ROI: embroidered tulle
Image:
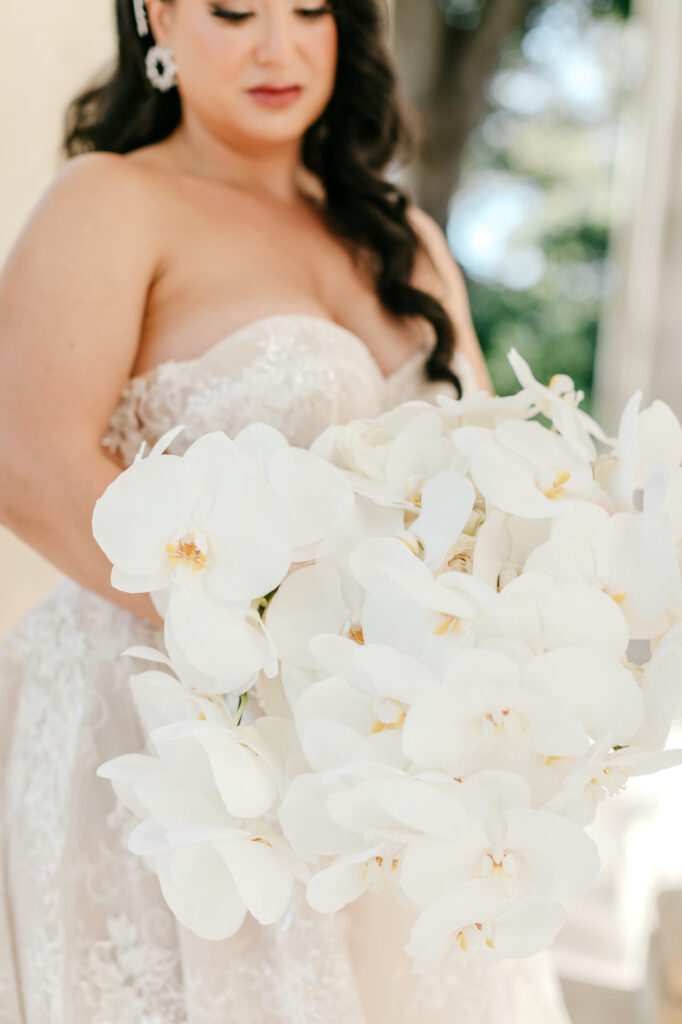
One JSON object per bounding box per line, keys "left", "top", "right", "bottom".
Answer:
{"left": 0, "top": 315, "right": 571, "bottom": 1023}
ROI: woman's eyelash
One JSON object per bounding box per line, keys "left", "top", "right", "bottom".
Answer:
{"left": 209, "top": 7, "right": 331, "bottom": 21}
{"left": 210, "top": 9, "right": 250, "bottom": 19}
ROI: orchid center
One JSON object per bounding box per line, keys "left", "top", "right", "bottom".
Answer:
{"left": 448, "top": 548, "right": 474, "bottom": 574}
{"left": 541, "top": 468, "right": 571, "bottom": 500}
{"left": 360, "top": 853, "right": 400, "bottom": 892}
{"left": 454, "top": 921, "right": 495, "bottom": 954}
{"left": 166, "top": 530, "right": 208, "bottom": 574}
{"left": 482, "top": 707, "right": 527, "bottom": 743}
{"left": 347, "top": 622, "right": 365, "bottom": 645}
{"left": 405, "top": 479, "right": 424, "bottom": 508}
{"left": 250, "top": 836, "right": 274, "bottom": 848}
{"left": 399, "top": 533, "right": 421, "bottom": 556}
{"left": 478, "top": 848, "right": 521, "bottom": 895}
{"left": 370, "top": 698, "right": 407, "bottom": 734}
{"left": 599, "top": 764, "right": 629, "bottom": 796}
{"left": 433, "top": 613, "right": 463, "bottom": 637}
{"left": 484, "top": 708, "right": 510, "bottom": 735}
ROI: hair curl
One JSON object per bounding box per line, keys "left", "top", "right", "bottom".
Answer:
{"left": 63, "top": 0, "right": 463, "bottom": 397}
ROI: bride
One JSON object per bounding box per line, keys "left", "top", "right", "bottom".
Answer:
{"left": 0, "top": 0, "right": 572, "bottom": 1020}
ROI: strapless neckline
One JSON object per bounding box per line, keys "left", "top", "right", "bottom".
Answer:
{"left": 129, "top": 313, "right": 428, "bottom": 386}
{"left": 102, "top": 311, "right": 478, "bottom": 466}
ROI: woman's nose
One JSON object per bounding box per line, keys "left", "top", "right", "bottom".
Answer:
{"left": 255, "top": 12, "right": 297, "bottom": 64}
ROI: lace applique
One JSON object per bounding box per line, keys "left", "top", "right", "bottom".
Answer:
{"left": 1, "top": 581, "right": 185, "bottom": 1023}
{"left": 177, "top": 888, "right": 366, "bottom": 1024}
{"left": 100, "top": 314, "right": 476, "bottom": 467}
{"left": 102, "top": 317, "right": 387, "bottom": 466}
{"left": 384, "top": 951, "right": 572, "bottom": 1023}
{"left": 72, "top": 910, "right": 183, "bottom": 1024}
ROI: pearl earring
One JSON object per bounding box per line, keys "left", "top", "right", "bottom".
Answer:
{"left": 145, "top": 44, "right": 178, "bottom": 92}
{"left": 133, "top": 0, "right": 150, "bottom": 36}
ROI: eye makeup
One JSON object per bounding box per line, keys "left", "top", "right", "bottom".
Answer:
{"left": 209, "top": 3, "right": 332, "bottom": 22}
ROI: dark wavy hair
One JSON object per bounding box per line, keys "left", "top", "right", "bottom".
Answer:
{"left": 63, "top": 0, "right": 463, "bottom": 397}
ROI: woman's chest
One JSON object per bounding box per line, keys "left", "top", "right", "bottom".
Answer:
{"left": 132, "top": 181, "right": 434, "bottom": 378}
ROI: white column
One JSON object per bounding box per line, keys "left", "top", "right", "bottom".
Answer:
{"left": 593, "top": 0, "right": 682, "bottom": 432}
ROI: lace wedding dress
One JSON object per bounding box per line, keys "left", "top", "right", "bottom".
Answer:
{"left": 0, "top": 314, "right": 572, "bottom": 1024}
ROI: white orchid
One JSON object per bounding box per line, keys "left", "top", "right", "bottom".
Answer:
{"left": 402, "top": 648, "right": 589, "bottom": 777}
{"left": 129, "top": 816, "right": 298, "bottom": 941}
{"left": 597, "top": 390, "right": 682, "bottom": 513}
{"left": 650, "top": 620, "right": 682, "bottom": 719}
{"left": 400, "top": 770, "right": 599, "bottom": 908}
{"left": 406, "top": 470, "right": 477, "bottom": 573}
{"left": 466, "top": 419, "right": 601, "bottom": 519}
{"left": 435, "top": 387, "right": 537, "bottom": 429}
{"left": 279, "top": 768, "right": 411, "bottom": 917}
{"left": 100, "top": 714, "right": 297, "bottom": 821}
{"left": 235, "top": 422, "right": 356, "bottom": 558}
{"left": 93, "top": 430, "right": 293, "bottom": 600}
{"left": 543, "top": 734, "right": 682, "bottom": 826}
{"left": 316, "top": 495, "right": 404, "bottom": 613}
{"left": 280, "top": 762, "right": 474, "bottom": 913}
{"left": 294, "top": 635, "right": 441, "bottom": 771}
{"left": 263, "top": 563, "right": 352, "bottom": 672}
{"left": 94, "top": 362, "right": 682, "bottom": 969}
{"left": 495, "top": 572, "right": 629, "bottom": 660}
{"left": 348, "top": 536, "right": 499, "bottom": 676}
{"left": 94, "top": 426, "right": 354, "bottom": 690}
{"left": 97, "top": 711, "right": 306, "bottom": 939}
{"left": 128, "top": 664, "right": 234, "bottom": 733}
{"left": 506, "top": 347, "right": 614, "bottom": 460}
{"left": 522, "top": 646, "right": 643, "bottom": 745}
{"left": 163, "top": 584, "right": 279, "bottom": 694}
{"left": 311, "top": 406, "right": 457, "bottom": 511}
{"left": 473, "top": 507, "right": 552, "bottom": 590}
{"left": 405, "top": 879, "right": 568, "bottom": 971}
{"left": 526, "top": 469, "right": 682, "bottom": 640}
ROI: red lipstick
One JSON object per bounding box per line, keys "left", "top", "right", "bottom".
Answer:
{"left": 248, "top": 85, "right": 303, "bottom": 107}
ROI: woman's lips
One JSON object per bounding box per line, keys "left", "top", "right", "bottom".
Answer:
{"left": 248, "top": 85, "right": 303, "bottom": 107}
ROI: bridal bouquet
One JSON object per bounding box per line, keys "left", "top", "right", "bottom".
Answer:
{"left": 93, "top": 349, "right": 682, "bottom": 971}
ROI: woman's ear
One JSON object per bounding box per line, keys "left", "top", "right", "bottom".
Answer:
{"left": 144, "top": 0, "right": 175, "bottom": 46}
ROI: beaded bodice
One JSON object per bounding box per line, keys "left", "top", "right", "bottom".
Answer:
{"left": 101, "top": 313, "right": 479, "bottom": 465}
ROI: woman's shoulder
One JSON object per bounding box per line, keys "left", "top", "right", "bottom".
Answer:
{"left": 48, "top": 151, "right": 162, "bottom": 212}
{"left": 405, "top": 203, "right": 442, "bottom": 242}
{"left": 406, "top": 204, "right": 461, "bottom": 279}
{"left": 406, "top": 203, "right": 493, "bottom": 393}
{"left": 21, "top": 151, "right": 169, "bottom": 270}
{"left": 404, "top": 203, "right": 457, "bottom": 301}
{"left": 14, "top": 153, "right": 158, "bottom": 254}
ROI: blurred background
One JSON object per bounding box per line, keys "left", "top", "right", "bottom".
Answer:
{"left": 1, "top": 0, "right": 681, "bottom": 1020}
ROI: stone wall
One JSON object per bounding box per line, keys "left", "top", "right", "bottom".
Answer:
{"left": 0, "top": 1, "right": 114, "bottom": 635}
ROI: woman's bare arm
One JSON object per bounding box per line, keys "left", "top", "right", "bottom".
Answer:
{"left": 0, "top": 153, "right": 164, "bottom": 625}
{"left": 408, "top": 206, "right": 495, "bottom": 395}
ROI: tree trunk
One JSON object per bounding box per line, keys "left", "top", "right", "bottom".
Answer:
{"left": 393, "top": 0, "right": 542, "bottom": 225}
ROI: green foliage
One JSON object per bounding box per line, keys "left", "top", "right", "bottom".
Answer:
{"left": 467, "top": 221, "right": 610, "bottom": 413}
{"left": 467, "top": 274, "right": 601, "bottom": 415}
{"left": 589, "top": 0, "right": 631, "bottom": 18}
{"left": 454, "top": 0, "right": 631, "bottom": 411}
